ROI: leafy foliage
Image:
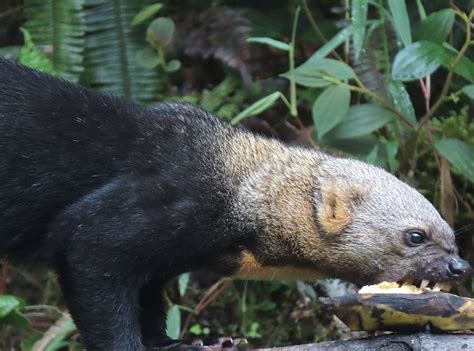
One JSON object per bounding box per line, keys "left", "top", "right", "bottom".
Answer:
{"left": 24, "top": 0, "right": 84, "bottom": 81}
{"left": 81, "top": 0, "right": 162, "bottom": 103}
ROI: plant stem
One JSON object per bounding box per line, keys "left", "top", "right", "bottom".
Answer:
{"left": 417, "top": 10, "right": 473, "bottom": 130}
{"left": 301, "top": 0, "right": 344, "bottom": 61}
{"left": 289, "top": 6, "right": 301, "bottom": 118}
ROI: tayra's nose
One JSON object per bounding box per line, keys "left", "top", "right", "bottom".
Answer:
{"left": 447, "top": 257, "right": 472, "bottom": 279}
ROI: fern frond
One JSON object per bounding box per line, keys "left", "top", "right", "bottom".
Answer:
{"left": 24, "top": 0, "right": 85, "bottom": 81}
{"left": 81, "top": 0, "right": 162, "bottom": 103}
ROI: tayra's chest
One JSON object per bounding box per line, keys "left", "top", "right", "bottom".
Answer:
{"left": 235, "top": 250, "right": 322, "bottom": 281}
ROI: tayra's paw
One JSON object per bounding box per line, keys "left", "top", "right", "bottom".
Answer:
{"left": 197, "top": 336, "right": 248, "bottom": 350}
{"left": 150, "top": 337, "right": 248, "bottom": 351}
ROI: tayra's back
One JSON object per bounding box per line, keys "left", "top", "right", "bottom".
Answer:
{"left": 0, "top": 59, "right": 146, "bottom": 257}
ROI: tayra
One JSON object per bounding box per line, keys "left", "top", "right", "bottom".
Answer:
{"left": 0, "top": 59, "right": 471, "bottom": 350}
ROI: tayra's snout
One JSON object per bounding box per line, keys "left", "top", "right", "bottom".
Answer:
{"left": 447, "top": 257, "right": 472, "bottom": 279}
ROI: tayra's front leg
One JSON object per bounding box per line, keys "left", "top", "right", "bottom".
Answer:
{"left": 49, "top": 176, "right": 244, "bottom": 350}
{"left": 57, "top": 261, "right": 145, "bottom": 350}
{"left": 48, "top": 177, "right": 170, "bottom": 350}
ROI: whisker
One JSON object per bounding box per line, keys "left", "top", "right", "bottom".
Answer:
{"left": 454, "top": 223, "right": 474, "bottom": 237}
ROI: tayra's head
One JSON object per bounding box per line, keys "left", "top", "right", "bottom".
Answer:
{"left": 313, "top": 157, "right": 472, "bottom": 287}
{"left": 234, "top": 146, "right": 471, "bottom": 288}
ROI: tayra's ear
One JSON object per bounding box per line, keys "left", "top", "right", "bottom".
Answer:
{"left": 318, "top": 179, "right": 365, "bottom": 234}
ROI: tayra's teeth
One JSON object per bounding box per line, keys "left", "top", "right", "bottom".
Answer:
{"left": 420, "top": 279, "right": 429, "bottom": 289}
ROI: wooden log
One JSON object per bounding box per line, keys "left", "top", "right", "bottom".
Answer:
{"left": 320, "top": 292, "right": 474, "bottom": 332}
{"left": 254, "top": 332, "right": 474, "bottom": 351}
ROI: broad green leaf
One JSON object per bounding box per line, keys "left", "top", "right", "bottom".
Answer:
{"left": 388, "top": 80, "right": 416, "bottom": 123}
{"left": 81, "top": 0, "right": 163, "bottom": 103}
{"left": 166, "top": 305, "right": 181, "bottom": 340}
{"left": 327, "top": 104, "right": 394, "bottom": 139}
{"left": 178, "top": 273, "right": 190, "bottom": 297}
{"left": 320, "top": 134, "right": 380, "bottom": 158}
{"left": 19, "top": 28, "right": 56, "bottom": 75}
{"left": 0, "top": 295, "right": 25, "bottom": 318}
{"left": 313, "top": 85, "right": 351, "bottom": 139}
{"left": 0, "top": 310, "right": 30, "bottom": 330}
{"left": 231, "top": 92, "right": 285, "bottom": 124}
{"left": 462, "top": 85, "right": 474, "bottom": 100}
{"left": 351, "top": 0, "right": 368, "bottom": 59}
{"left": 393, "top": 41, "right": 449, "bottom": 80}
{"left": 131, "top": 3, "right": 163, "bottom": 26}
{"left": 24, "top": 0, "right": 84, "bottom": 81}
{"left": 281, "top": 58, "right": 355, "bottom": 88}
{"left": 388, "top": 0, "right": 412, "bottom": 47}
{"left": 312, "top": 26, "right": 353, "bottom": 59}
{"left": 136, "top": 47, "right": 160, "bottom": 69}
{"left": 165, "top": 59, "right": 181, "bottom": 72}
{"left": 147, "top": 17, "right": 175, "bottom": 49}
{"left": 247, "top": 37, "right": 290, "bottom": 51}
{"left": 414, "top": 9, "right": 455, "bottom": 44}
{"left": 393, "top": 41, "right": 474, "bottom": 82}
{"left": 435, "top": 138, "right": 474, "bottom": 183}
{"left": 451, "top": 51, "right": 474, "bottom": 83}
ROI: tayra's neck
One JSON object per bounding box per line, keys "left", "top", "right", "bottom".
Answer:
{"left": 228, "top": 133, "right": 327, "bottom": 264}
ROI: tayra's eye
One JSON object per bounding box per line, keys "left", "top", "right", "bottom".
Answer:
{"left": 404, "top": 230, "right": 426, "bottom": 246}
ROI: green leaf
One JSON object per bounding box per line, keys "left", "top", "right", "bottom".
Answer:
{"left": 281, "top": 58, "right": 355, "bottom": 88}
{"left": 81, "top": 0, "right": 163, "bottom": 103}
{"left": 312, "top": 26, "right": 352, "bottom": 59}
{"left": 351, "top": 0, "right": 368, "bottom": 59}
{"left": 19, "top": 28, "right": 56, "bottom": 75}
{"left": 386, "top": 142, "right": 400, "bottom": 172}
{"left": 435, "top": 138, "right": 474, "bottom": 183}
{"left": 24, "top": 0, "right": 85, "bottom": 81}
{"left": 387, "top": 0, "right": 412, "bottom": 47}
{"left": 0, "top": 310, "right": 30, "bottom": 330}
{"left": 414, "top": 9, "right": 455, "bottom": 44}
{"left": 392, "top": 41, "right": 474, "bottom": 82}
{"left": 366, "top": 145, "right": 380, "bottom": 165}
{"left": 0, "top": 295, "right": 24, "bottom": 318}
{"left": 326, "top": 104, "right": 394, "bottom": 139}
{"left": 231, "top": 92, "right": 285, "bottom": 124}
{"left": 44, "top": 318, "right": 76, "bottom": 351}
{"left": 462, "top": 85, "right": 474, "bottom": 100}
{"left": 451, "top": 49, "right": 474, "bottom": 83}
{"left": 388, "top": 80, "right": 416, "bottom": 123}
{"left": 136, "top": 47, "right": 160, "bottom": 69}
{"left": 131, "top": 3, "right": 163, "bottom": 26}
{"left": 165, "top": 59, "right": 181, "bottom": 72}
{"left": 190, "top": 324, "right": 202, "bottom": 335}
{"left": 147, "top": 17, "right": 175, "bottom": 49}
{"left": 178, "top": 273, "right": 190, "bottom": 297}
{"left": 313, "top": 85, "right": 351, "bottom": 139}
{"left": 320, "top": 134, "right": 380, "bottom": 158}
{"left": 247, "top": 37, "right": 290, "bottom": 51}
{"left": 166, "top": 305, "right": 181, "bottom": 340}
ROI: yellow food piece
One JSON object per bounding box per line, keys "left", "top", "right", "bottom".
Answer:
{"left": 358, "top": 281, "right": 440, "bottom": 294}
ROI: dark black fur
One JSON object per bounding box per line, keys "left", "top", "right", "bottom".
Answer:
{"left": 0, "top": 59, "right": 250, "bottom": 350}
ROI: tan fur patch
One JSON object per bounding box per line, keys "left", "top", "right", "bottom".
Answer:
{"left": 319, "top": 180, "right": 364, "bottom": 234}
{"left": 236, "top": 250, "right": 322, "bottom": 281}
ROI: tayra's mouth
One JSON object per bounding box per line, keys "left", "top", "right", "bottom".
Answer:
{"left": 396, "top": 278, "right": 452, "bottom": 292}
